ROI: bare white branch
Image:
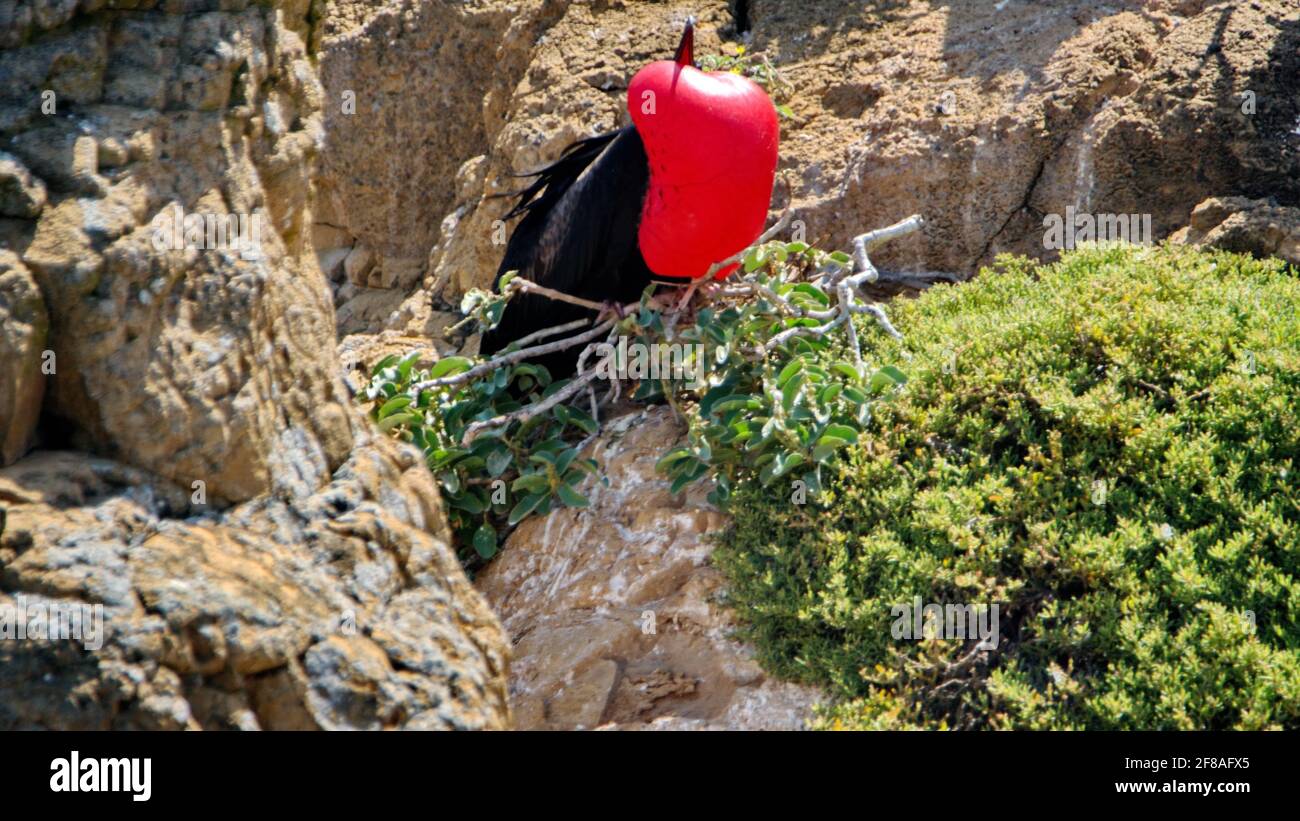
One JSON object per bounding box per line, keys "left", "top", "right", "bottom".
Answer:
{"left": 758, "top": 214, "right": 921, "bottom": 359}
{"left": 513, "top": 278, "right": 608, "bottom": 312}
{"left": 413, "top": 318, "right": 616, "bottom": 391}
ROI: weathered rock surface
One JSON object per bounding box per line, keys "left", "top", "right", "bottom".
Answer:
{"left": 1172, "top": 195, "right": 1300, "bottom": 265}
{"left": 0, "top": 250, "right": 48, "bottom": 467}
{"left": 476, "top": 407, "right": 822, "bottom": 730}
{"left": 0, "top": 150, "right": 46, "bottom": 217}
{"left": 311, "top": 0, "right": 529, "bottom": 334}
{"left": 0, "top": 440, "right": 508, "bottom": 730}
{"left": 3, "top": 0, "right": 344, "bottom": 504}
{"left": 748, "top": 0, "right": 1300, "bottom": 274}
{"left": 0, "top": 1, "right": 509, "bottom": 729}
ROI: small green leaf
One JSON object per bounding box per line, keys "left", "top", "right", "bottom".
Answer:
{"left": 869, "top": 365, "right": 907, "bottom": 393}
{"left": 670, "top": 471, "right": 697, "bottom": 495}
{"left": 556, "top": 483, "right": 589, "bottom": 508}
{"left": 774, "top": 452, "right": 806, "bottom": 477}
{"left": 782, "top": 372, "right": 806, "bottom": 412}
{"left": 777, "top": 358, "right": 804, "bottom": 388}
{"left": 429, "top": 356, "right": 473, "bottom": 380}
{"left": 441, "top": 471, "right": 462, "bottom": 496}
{"left": 801, "top": 470, "right": 822, "bottom": 497}
{"left": 528, "top": 452, "right": 557, "bottom": 467}
{"left": 566, "top": 406, "right": 598, "bottom": 435}
{"left": 508, "top": 492, "right": 547, "bottom": 525}
{"left": 370, "top": 354, "right": 399, "bottom": 377}
{"left": 429, "top": 447, "right": 470, "bottom": 469}
{"left": 512, "top": 473, "right": 550, "bottom": 494}
{"left": 556, "top": 448, "right": 577, "bottom": 476}
{"left": 396, "top": 351, "right": 421, "bottom": 380}
{"left": 377, "top": 395, "right": 413, "bottom": 419}
{"left": 843, "top": 386, "right": 868, "bottom": 404}
{"left": 790, "top": 283, "right": 830, "bottom": 308}
{"left": 473, "top": 524, "right": 497, "bottom": 559}
{"left": 449, "top": 490, "right": 487, "bottom": 515}
{"left": 822, "top": 423, "right": 859, "bottom": 443}
{"left": 831, "top": 361, "right": 861, "bottom": 382}
{"left": 656, "top": 448, "right": 693, "bottom": 473}
{"left": 486, "top": 446, "right": 513, "bottom": 478}
{"left": 711, "top": 396, "right": 756, "bottom": 415}
{"left": 377, "top": 412, "right": 419, "bottom": 431}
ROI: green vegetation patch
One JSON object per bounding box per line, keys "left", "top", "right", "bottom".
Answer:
{"left": 714, "top": 243, "right": 1300, "bottom": 729}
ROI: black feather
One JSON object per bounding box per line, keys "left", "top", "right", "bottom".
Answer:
{"left": 480, "top": 125, "right": 655, "bottom": 377}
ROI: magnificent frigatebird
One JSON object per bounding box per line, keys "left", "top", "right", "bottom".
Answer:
{"left": 479, "top": 19, "right": 780, "bottom": 376}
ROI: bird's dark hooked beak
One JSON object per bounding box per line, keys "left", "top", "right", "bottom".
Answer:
{"left": 673, "top": 16, "right": 696, "bottom": 68}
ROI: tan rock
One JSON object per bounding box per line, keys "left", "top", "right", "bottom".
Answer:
{"left": 548, "top": 658, "right": 620, "bottom": 729}
{"left": 0, "top": 2, "right": 510, "bottom": 731}
{"left": 312, "top": 0, "right": 525, "bottom": 328}
{"left": 4, "top": 3, "right": 349, "bottom": 505}
{"left": 0, "top": 151, "right": 47, "bottom": 217}
{"left": 745, "top": 0, "right": 1298, "bottom": 274}
{"left": 1171, "top": 196, "right": 1300, "bottom": 266}
{"left": 336, "top": 287, "right": 408, "bottom": 338}
{"left": 343, "top": 243, "right": 375, "bottom": 285}
{"left": 476, "top": 407, "right": 823, "bottom": 730}
{"left": 0, "top": 252, "right": 48, "bottom": 466}
{"left": 0, "top": 441, "right": 510, "bottom": 730}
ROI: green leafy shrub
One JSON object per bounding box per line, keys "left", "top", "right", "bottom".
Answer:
{"left": 363, "top": 347, "right": 603, "bottom": 569}
{"left": 362, "top": 232, "right": 914, "bottom": 570}
{"left": 714, "top": 243, "right": 1300, "bottom": 729}
{"left": 653, "top": 239, "right": 907, "bottom": 508}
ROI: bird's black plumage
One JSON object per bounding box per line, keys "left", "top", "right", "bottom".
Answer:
{"left": 479, "top": 125, "right": 656, "bottom": 377}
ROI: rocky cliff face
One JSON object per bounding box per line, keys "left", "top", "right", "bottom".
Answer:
{"left": 311, "top": 0, "right": 525, "bottom": 335}
{"left": 748, "top": 0, "right": 1300, "bottom": 274}
{"left": 0, "top": 1, "right": 508, "bottom": 729}
{"left": 309, "top": 0, "right": 1299, "bottom": 343}
{"left": 1171, "top": 195, "right": 1300, "bottom": 264}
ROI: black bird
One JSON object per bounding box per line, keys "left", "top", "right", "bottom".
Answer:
{"left": 479, "top": 127, "right": 656, "bottom": 378}
{"left": 479, "top": 19, "right": 779, "bottom": 377}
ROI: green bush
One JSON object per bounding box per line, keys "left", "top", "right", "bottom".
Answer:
{"left": 714, "top": 243, "right": 1300, "bottom": 729}
{"left": 364, "top": 237, "right": 909, "bottom": 571}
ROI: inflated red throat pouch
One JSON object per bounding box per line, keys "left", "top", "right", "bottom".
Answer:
{"left": 629, "top": 59, "right": 779, "bottom": 280}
